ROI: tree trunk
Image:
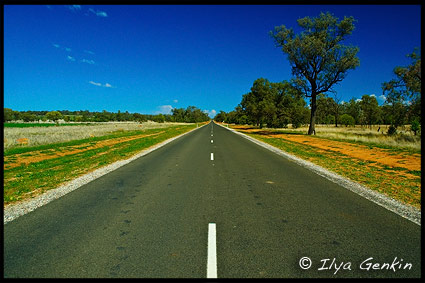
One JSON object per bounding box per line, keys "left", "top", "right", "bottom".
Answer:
{"left": 308, "top": 93, "right": 317, "bottom": 135}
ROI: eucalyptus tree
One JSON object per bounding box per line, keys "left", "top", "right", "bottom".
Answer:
{"left": 382, "top": 47, "right": 421, "bottom": 133}
{"left": 240, "top": 78, "right": 276, "bottom": 128}
{"left": 359, "top": 94, "right": 381, "bottom": 129}
{"left": 270, "top": 12, "right": 360, "bottom": 134}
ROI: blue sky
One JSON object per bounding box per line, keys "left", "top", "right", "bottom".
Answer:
{"left": 4, "top": 5, "right": 421, "bottom": 117}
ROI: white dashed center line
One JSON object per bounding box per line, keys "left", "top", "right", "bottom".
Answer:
{"left": 207, "top": 223, "right": 217, "bottom": 278}
{"left": 210, "top": 153, "right": 214, "bottom": 161}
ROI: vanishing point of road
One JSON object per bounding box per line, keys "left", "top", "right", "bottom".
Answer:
{"left": 4, "top": 121, "right": 421, "bottom": 278}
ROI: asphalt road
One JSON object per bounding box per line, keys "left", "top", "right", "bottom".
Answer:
{"left": 3, "top": 121, "right": 421, "bottom": 278}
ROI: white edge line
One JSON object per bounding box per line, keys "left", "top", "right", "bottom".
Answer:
{"left": 4, "top": 123, "right": 208, "bottom": 224}
{"left": 216, "top": 122, "right": 421, "bottom": 226}
{"left": 207, "top": 223, "right": 217, "bottom": 278}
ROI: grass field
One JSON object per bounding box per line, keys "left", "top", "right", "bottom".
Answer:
{"left": 4, "top": 122, "right": 92, "bottom": 128}
{"left": 4, "top": 122, "right": 200, "bottom": 205}
{"left": 260, "top": 124, "right": 421, "bottom": 151}
{"left": 4, "top": 121, "right": 189, "bottom": 150}
{"left": 229, "top": 124, "right": 421, "bottom": 209}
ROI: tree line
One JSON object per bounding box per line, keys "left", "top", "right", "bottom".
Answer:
{"left": 3, "top": 106, "right": 211, "bottom": 124}
{"left": 214, "top": 12, "right": 421, "bottom": 136}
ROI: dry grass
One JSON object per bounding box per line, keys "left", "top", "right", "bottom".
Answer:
{"left": 3, "top": 121, "right": 189, "bottom": 150}
{"left": 263, "top": 124, "right": 421, "bottom": 151}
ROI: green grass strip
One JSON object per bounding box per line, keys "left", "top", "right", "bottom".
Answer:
{"left": 246, "top": 133, "right": 421, "bottom": 209}
{"left": 4, "top": 124, "right": 196, "bottom": 204}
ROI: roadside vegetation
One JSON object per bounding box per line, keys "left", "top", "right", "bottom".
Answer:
{"left": 228, "top": 123, "right": 420, "bottom": 209}
{"left": 215, "top": 12, "right": 420, "bottom": 209}
{"left": 4, "top": 105, "right": 210, "bottom": 124}
{"left": 3, "top": 122, "right": 202, "bottom": 205}
{"left": 254, "top": 124, "right": 420, "bottom": 151}
{"left": 215, "top": 13, "right": 420, "bottom": 138}
{"left": 4, "top": 121, "right": 188, "bottom": 150}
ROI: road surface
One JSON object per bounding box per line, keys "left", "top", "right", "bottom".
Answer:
{"left": 4, "top": 121, "right": 421, "bottom": 278}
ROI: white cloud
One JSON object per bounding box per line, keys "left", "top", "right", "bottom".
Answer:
{"left": 84, "top": 50, "right": 95, "bottom": 55}
{"left": 370, "top": 94, "right": 376, "bottom": 98}
{"left": 67, "top": 55, "right": 76, "bottom": 62}
{"left": 65, "top": 47, "right": 72, "bottom": 52}
{"left": 67, "top": 5, "right": 81, "bottom": 12}
{"left": 97, "top": 11, "right": 108, "bottom": 17}
{"left": 68, "top": 5, "right": 81, "bottom": 10}
{"left": 156, "top": 105, "right": 174, "bottom": 115}
{"left": 89, "top": 8, "right": 108, "bottom": 17}
{"left": 203, "top": 109, "right": 217, "bottom": 118}
{"left": 89, "top": 81, "right": 114, "bottom": 88}
{"left": 355, "top": 98, "right": 362, "bottom": 103}
{"left": 66, "top": 5, "right": 107, "bottom": 18}
{"left": 89, "top": 81, "right": 102, "bottom": 86}
{"left": 53, "top": 43, "right": 60, "bottom": 48}
{"left": 378, "top": 94, "right": 387, "bottom": 102}
{"left": 173, "top": 99, "right": 179, "bottom": 103}
{"left": 81, "top": 59, "right": 95, "bottom": 65}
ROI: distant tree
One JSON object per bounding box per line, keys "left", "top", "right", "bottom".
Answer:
{"left": 45, "top": 111, "right": 62, "bottom": 123}
{"left": 4, "top": 108, "right": 16, "bottom": 122}
{"left": 270, "top": 11, "right": 360, "bottom": 134}
{"left": 340, "top": 113, "right": 355, "bottom": 127}
{"left": 116, "top": 110, "right": 122, "bottom": 121}
{"left": 331, "top": 92, "right": 342, "bottom": 127}
{"left": 272, "top": 81, "right": 307, "bottom": 128}
{"left": 214, "top": 111, "right": 227, "bottom": 123}
{"left": 344, "top": 98, "right": 361, "bottom": 125}
{"left": 359, "top": 95, "right": 381, "bottom": 128}
{"left": 122, "top": 111, "right": 132, "bottom": 121}
{"left": 153, "top": 114, "right": 165, "bottom": 123}
{"left": 316, "top": 95, "right": 334, "bottom": 124}
{"left": 171, "top": 106, "right": 209, "bottom": 123}
{"left": 240, "top": 78, "right": 276, "bottom": 128}
{"left": 171, "top": 108, "right": 185, "bottom": 122}
{"left": 21, "top": 112, "right": 37, "bottom": 122}
{"left": 411, "top": 119, "right": 421, "bottom": 136}
{"left": 133, "top": 113, "right": 147, "bottom": 123}
{"left": 382, "top": 47, "right": 421, "bottom": 133}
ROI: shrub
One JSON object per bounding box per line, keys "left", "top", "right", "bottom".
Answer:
{"left": 411, "top": 119, "right": 421, "bottom": 136}
{"left": 340, "top": 114, "right": 355, "bottom": 127}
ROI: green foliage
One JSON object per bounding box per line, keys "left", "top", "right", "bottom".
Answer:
{"left": 226, "top": 78, "right": 309, "bottom": 128}
{"left": 339, "top": 114, "right": 355, "bottom": 127}
{"left": 171, "top": 106, "right": 210, "bottom": 123}
{"left": 411, "top": 119, "right": 421, "bottom": 136}
{"left": 270, "top": 11, "right": 360, "bottom": 134}
{"left": 359, "top": 94, "right": 381, "bottom": 128}
{"left": 214, "top": 111, "right": 227, "bottom": 123}
{"left": 46, "top": 111, "right": 62, "bottom": 123}
{"left": 316, "top": 96, "right": 338, "bottom": 124}
{"left": 382, "top": 47, "right": 421, "bottom": 132}
{"left": 3, "top": 106, "right": 210, "bottom": 124}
